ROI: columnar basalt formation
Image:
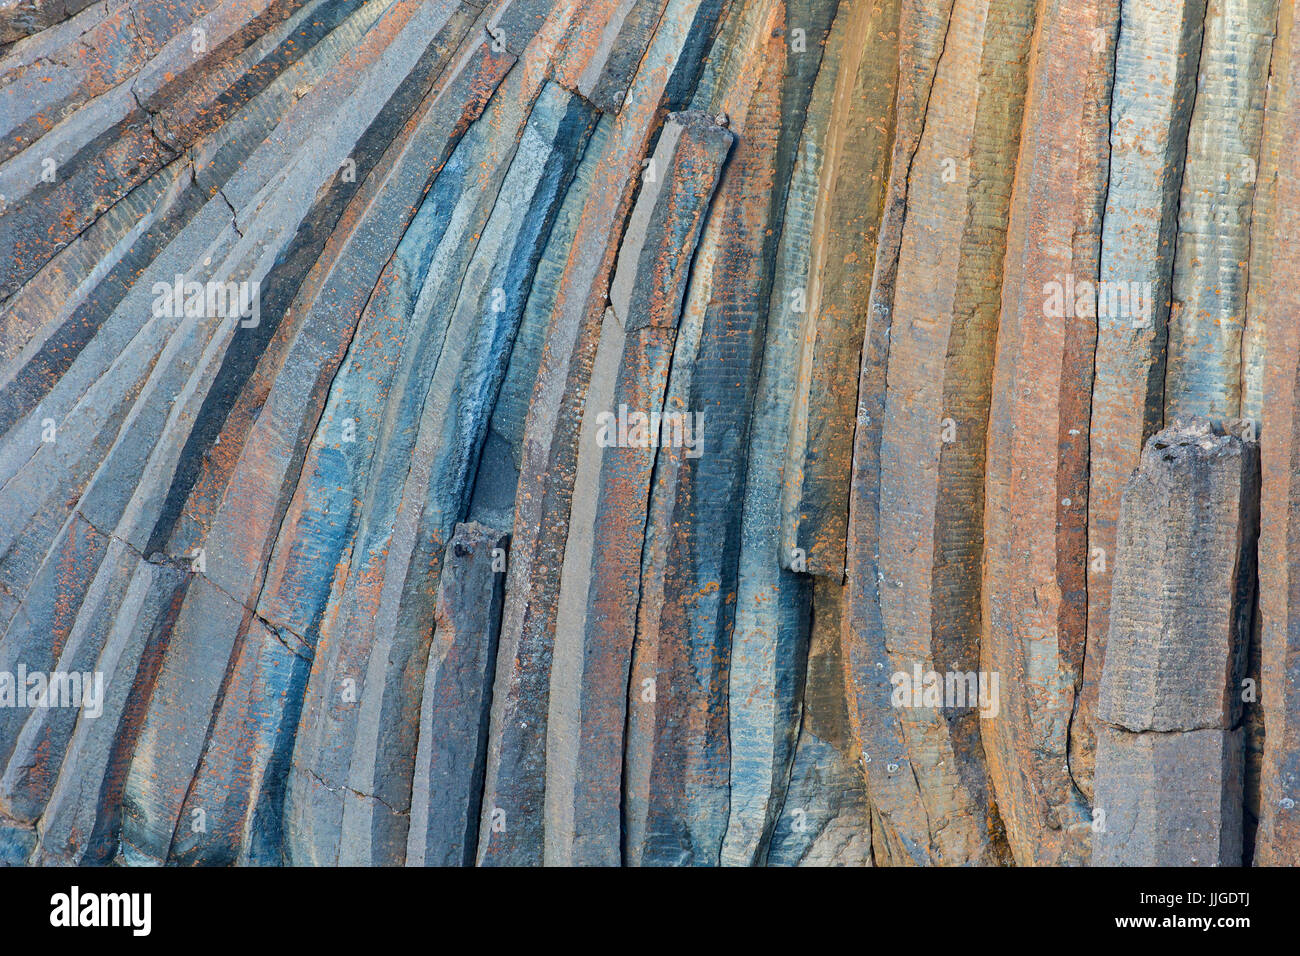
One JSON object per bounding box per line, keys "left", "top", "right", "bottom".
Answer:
{"left": 0, "top": 0, "right": 1293, "bottom": 867}
{"left": 624, "top": 1, "right": 792, "bottom": 866}
{"left": 1164, "top": 0, "right": 1277, "bottom": 423}
{"left": 406, "top": 522, "right": 508, "bottom": 867}
{"left": 983, "top": 0, "right": 1116, "bottom": 863}
{"left": 1092, "top": 420, "right": 1258, "bottom": 866}
{"left": 1079, "top": 0, "right": 1209, "bottom": 808}
{"left": 550, "top": 109, "right": 732, "bottom": 866}
{"left": 1256, "top": 0, "right": 1300, "bottom": 867}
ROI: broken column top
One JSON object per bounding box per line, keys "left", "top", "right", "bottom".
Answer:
{"left": 607, "top": 110, "right": 734, "bottom": 334}
{"left": 1098, "top": 416, "right": 1259, "bottom": 734}
{"left": 1141, "top": 417, "right": 1257, "bottom": 467}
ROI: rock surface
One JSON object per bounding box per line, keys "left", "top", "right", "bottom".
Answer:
{"left": 1091, "top": 420, "right": 1258, "bottom": 866}
{"left": 0, "top": 0, "right": 1291, "bottom": 867}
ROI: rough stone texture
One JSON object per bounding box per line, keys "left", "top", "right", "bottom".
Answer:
{"left": 1092, "top": 726, "right": 1245, "bottom": 866}
{"left": 779, "top": 0, "right": 892, "bottom": 581}
{"left": 841, "top": 0, "right": 955, "bottom": 868}
{"left": 1081, "top": 0, "right": 1209, "bottom": 809}
{"left": 1165, "top": 0, "right": 1277, "bottom": 422}
{"left": 548, "top": 111, "right": 732, "bottom": 866}
{"left": 1099, "top": 422, "right": 1259, "bottom": 735}
{"left": 624, "top": 1, "right": 790, "bottom": 866}
{"left": 981, "top": 0, "right": 1116, "bottom": 861}
{"left": 474, "top": 0, "right": 727, "bottom": 867}
{"left": 406, "top": 523, "right": 507, "bottom": 868}
{"left": 1256, "top": 0, "right": 1300, "bottom": 867}
{"left": 722, "top": 0, "right": 838, "bottom": 867}
{"left": 852, "top": 0, "right": 1035, "bottom": 866}
{"left": 0, "top": 0, "right": 1288, "bottom": 869}
{"left": 1091, "top": 420, "right": 1259, "bottom": 866}
{"left": 766, "top": 579, "right": 872, "bottom": 865}
{"left": 1243, "top": 1, "right": 1289, "bottom": 426}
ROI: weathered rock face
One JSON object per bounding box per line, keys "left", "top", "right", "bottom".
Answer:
{"left": 983, "top": 0, "right": 1115, "bottom": 865}
{"left": 406, "top": 522, "right": 508, "bottom": 867}
{"left": 0, "top": 0, "right": 1292, "bottom": 867}
{"left": 1091, "top": 420, "right": 1258, "bottom": 866}
{"left": 1256, "top": 0, "right": 1300, "bottom": 865}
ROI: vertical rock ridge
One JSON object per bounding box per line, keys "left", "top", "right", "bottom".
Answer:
{"left": 1255, "top": 0, "right": 1300, "bottom": 867}
{"left": 0, "top": 0, "right": 1289, "bottom": 870}
{"left": 1083, "top": 0, "right": 1209, "bottom": 809}
{"left": 1091, "top": 419, "right": 1257, "bottom": 866}
{"left": 983, "top": 0, "right": 1118, "bottom": 862}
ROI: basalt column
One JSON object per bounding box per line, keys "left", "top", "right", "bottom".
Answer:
{"left": 1255, "top": 0, "right": 1300, "bottom": 868}
{"left": 848, "top": 0, "right": 1035, "bottom": 866}
{"left": 1091, "top": 420, "right": 1258, "bottom": 866}
{"left": 1080, "top": 0, "right": 1209, "bottom": 803}
{"left": 981, "top": 0, "right": 1118, "bottom": 864}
